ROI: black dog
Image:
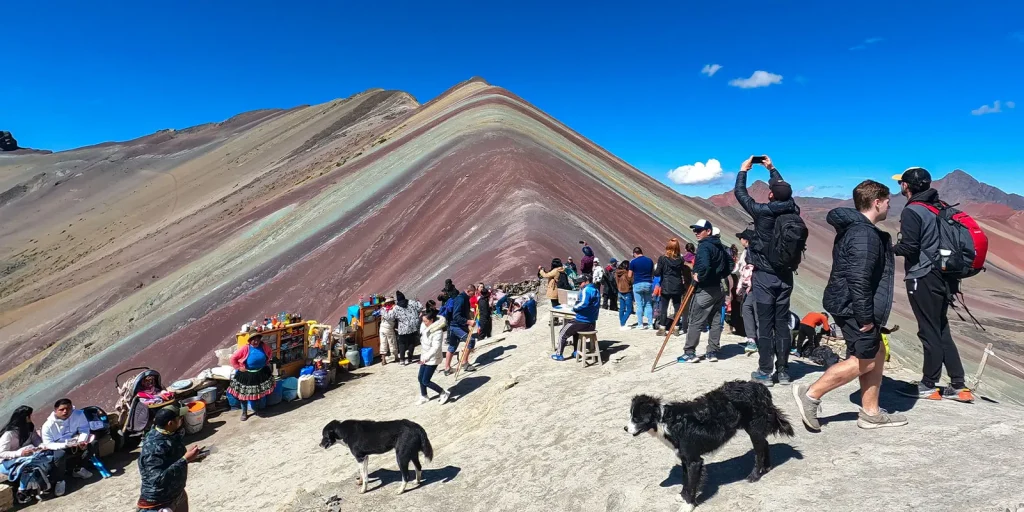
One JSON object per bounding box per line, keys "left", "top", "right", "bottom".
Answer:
{"left": 321, "top": 419, "right": 433, "bottom": 494}
{"left": 625, "top": 380, "right": 794, "bottom": 510}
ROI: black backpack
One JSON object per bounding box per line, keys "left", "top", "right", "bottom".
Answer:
{"left": 716, "top": 245, "right": 733, "bottom": 281}
{"left": 768, "top": 213, "right": 809, "bottom": 272}
{"left": 557, "top": 271, "right": 570, "bottom": 290}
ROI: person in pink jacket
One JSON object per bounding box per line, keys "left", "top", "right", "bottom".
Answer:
{"left": 228, "top": 334, "right": 275, "bottom": 421}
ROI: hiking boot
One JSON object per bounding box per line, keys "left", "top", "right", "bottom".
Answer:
{"left": 792, "top": 384, "right": 822, "bottom": 431}
{"left": 55, "top": 480, "right": 66, "bottom": 497}
{"left": 857, "top": 408, "right": 909, "bottom": 429}
{"left": 941, "top": 386, "right": 975, "bottom": 403}
{"left": 751, "top": 371, "right": 774, "bottom": 387}
{"left": 896, "top": 381, "right": 941, "bottom": 400}
{"left": 656, "top": 328, "right": 666, "bottom": 337}
{"left": 775, "top": 371, "right": 792, "bottom": 386}
{"left": 676, "top": 353, "right": 700, "bottom": 364}
{"left": 705, "top": 352, "right": 718, "bottom": 362}
{"left": 744, "top": 341, "right": 758, "bottom": 354}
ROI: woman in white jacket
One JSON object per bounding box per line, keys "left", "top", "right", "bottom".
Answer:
{"left": 417, "top": 310, "right": 451, "bottom": 406}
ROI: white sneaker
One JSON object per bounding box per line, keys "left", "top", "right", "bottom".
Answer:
{"left": 55, "top": 480, "right": 66, "bottom": 497}
{"left": 641, "top": 324, "right": 650, "bottom": 330}
{"left": 619, "top": 326, "right": 630, "bottom": 331}
{"left": 72, "top": 467, "right": 93, "bottom": 479}
{"left": 439, "top": 391, "right": 451, "bottom": 405}
{"left": 417, "top": 395, "right": 429, "bottom": 405}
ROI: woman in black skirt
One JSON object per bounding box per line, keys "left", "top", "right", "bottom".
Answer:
{"left": 228, "top": 334, "right": 275, "bottom": 421}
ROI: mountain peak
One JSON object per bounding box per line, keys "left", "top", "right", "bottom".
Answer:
{"left": 934, "top": 169, "right": 1024, "bottom": 210}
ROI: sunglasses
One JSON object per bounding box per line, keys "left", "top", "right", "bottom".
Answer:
{"left": 692, "top": 228, "right": 704, "bottom": 234}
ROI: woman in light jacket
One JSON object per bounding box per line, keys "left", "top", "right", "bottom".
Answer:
{"left": 1, "top": 405, "right": 69, "bottom": 496}
{"left": 538, "top": 258, "right": 566, "bottom": 307}
{"left": 417, "top": 310, "right": 450, "bottom": 406}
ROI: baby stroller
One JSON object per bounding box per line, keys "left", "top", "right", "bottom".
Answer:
{"left": 112, "top": 367, "right": 176, "bottom": 452}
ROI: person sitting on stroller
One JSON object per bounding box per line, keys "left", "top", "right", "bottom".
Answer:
{"left": 137, "top": 375, "right": 173, "bottom": 404}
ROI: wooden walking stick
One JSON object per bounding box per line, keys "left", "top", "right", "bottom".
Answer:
{"left": 453, "top": 324, "right": 478, "bottom": 382}
{"left": 651, "top": 282, "right": 696, "bottom": 372}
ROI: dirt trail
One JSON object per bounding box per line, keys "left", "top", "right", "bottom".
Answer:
{"left": 31, "top": 304, "right": 1024, "bottom": 511}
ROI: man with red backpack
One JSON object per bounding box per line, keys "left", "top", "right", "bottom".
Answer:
{"left": 892, "top": 167, "right": 975, "bottom": 403}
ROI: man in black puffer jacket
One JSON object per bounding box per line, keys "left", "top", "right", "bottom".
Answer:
{"left": 792, "top": 180, "right": 907, "bottom": 432}
{"left": 735, "top": 155, "right": 801, "bottom": 386}
{"left": 678, "top": 220, "right": 728, "bottom": 363}
{"left": 137, "top": 407, "right": 203, "bottom": 511}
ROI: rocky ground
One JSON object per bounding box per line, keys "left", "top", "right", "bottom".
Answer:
{"left": 31, "top": 304, "right": 1024, "bottom": 511}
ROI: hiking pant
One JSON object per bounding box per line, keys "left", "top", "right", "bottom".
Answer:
{"left": 397, "top": 333, "right": 417, "bottom": 362}
{"left": 752, "top": 270, "right": 793, "bottom": 375}
{"left": 603, "top": 292, "right": 618, "bottom": 311}
{"left": 418, "top": 364, "right": 445, "bottom": 396}
{"left": 741, "top": 292, "right": 757, "bottom": 340}
{"left": 908, "top": 271, "right": 966, "bottom": 388}
{"left": 632, "top": 282, "right": 654, "bottom": 326}
{"left": 794, "top": 324, "right": 819, "bottom": 355}
{"left": 379, "top": 330, "right": 398, "bottom": 357}
{"left": 618, "top": 292, "right": 633, "bottom": 326}
{"left": 684, "top": 286, "right": 725, "bottom": 355}
{"left": 658, "top": 293, "right": 683, "bottom": 330}
{"left": 557, "top": 320, "right": 595, "bottom": 355}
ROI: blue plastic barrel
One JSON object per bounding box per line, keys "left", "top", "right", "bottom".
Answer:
{"left": 360, "top": 347, "right": 374, "bottom": 367}
{"left": 266, "top": 380, "right": 283, "bottom": 406}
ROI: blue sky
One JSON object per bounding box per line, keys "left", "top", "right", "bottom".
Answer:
{"left": 3, "top": 1, "right": 1022, "bottom": 197}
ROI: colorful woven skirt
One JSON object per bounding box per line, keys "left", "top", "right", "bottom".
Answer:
{"left": 227, "top": 366, "right": 274, "bottom": 401}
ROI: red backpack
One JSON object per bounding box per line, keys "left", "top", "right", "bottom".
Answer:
{"left": 909, "top": 201, "right": 988, "bottom": 279}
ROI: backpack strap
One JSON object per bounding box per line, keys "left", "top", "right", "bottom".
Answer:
{"left": 908, "top": 201, "right": 940, "bottom": 215}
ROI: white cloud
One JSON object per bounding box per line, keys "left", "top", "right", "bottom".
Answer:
{"left": 701, "top": 64, "right": 722, "bottom": 77}
{"left": 1012, "top": 32, "right": 1024, "bottom": 42}
{"left": 798, "top": 185, "right": 816, "bottom": 195}
{"left": 728, "top": 70, "right": 783, "bottom": 89}
{"left": 1008, "top": 101, "right": 1016, "bottom": 109}
{"left": 850, "top": 37, "right": 884, "bottom": 50}
{"left": 972, "top": 101, "right": 1005, "bottom": 115}
{"left": 667, "top": 159, "right": 725, "bottom": 185}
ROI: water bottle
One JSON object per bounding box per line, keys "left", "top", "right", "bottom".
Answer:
{"left": 939, "top": 249, "right": 952, "bottom": 271}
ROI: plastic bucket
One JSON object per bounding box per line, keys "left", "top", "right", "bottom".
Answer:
{"left": 265, "top": 381, "right": 283, "bottom": 406}
{"left": 183, "top": 400, "right": 206, "bottom": 435}
{"left": 196, "top": 387, "right": 218, "bottom": 406}
{"left": 280, "top": 377, "right": 299, "bottom": 401}
{"left": 297, "top": 375, "right": 316, "bottom": 400}
{"left": 360, "top": 347, "right": 374, "bottom": 367}
{"left": 312, "top": 369, "right": 329, "bottom": 391}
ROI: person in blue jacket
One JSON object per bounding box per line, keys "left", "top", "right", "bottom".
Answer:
{"left": 552, "top": 275, "right": 600, "bottom": 361}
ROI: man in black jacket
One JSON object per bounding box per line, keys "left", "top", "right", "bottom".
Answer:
{"left": 137, "top": 407, "right": 202, "bottom": 511}
{"left": 734, "top": 155, "right": 800, "bottom": 385}
{"left": 677, "top": 220, "right": 727, "bottom": 363}
{"left": 443, "top": 285, "right": 475, "bottom": 375}
{"left": 602, "top": 258, "right": 619, "bottom": 311}
{"left": 890, "top": 167, "right": 973, "bottom": 403}
{"left": 792, "top": 180, "right": 907, "bottom": 431}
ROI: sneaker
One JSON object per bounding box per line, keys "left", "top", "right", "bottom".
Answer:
{"left": 895, "top": 381, "right": 941, "bottom": 400}
{"left": 641, "top": 324, "right": 650, "bottom": 330}
{"left": 72, "top": 467, "right": 93, "bottom": 479}
{"left": 751, "top": 371, "right": 774, "bottom": 387}
{"left": 789, "top": 348, "right": 799, "bottom": 356}
{"left": 856, "top": 408, "right": 909, "bottom": 429}
{"left": 775, "top": 371, "right": 792, "bottom": 386}
{"left": 674, "top": 330, "right": 684, "bottom": 337}
{"left": 619, "top": 326, "right": 630, "bottom": 332}
{"left": 792, "top": 384, "right": 822, "bottom": 431}
{"left": 676, "top": 353, "right": 700, "bottom": 364}
{"left": 439, "top": 391, "right": 451, "bottom": 405}
{"left": 705, "top": 352, "right": 718, "bottom": 362}
{"left": 941, "top": 386, "right": 975, "bottom": 403}
{"left": 417, "top": 395, "right": 429, "bottom": 405}
{"left": 656, "top": 329, "right": 666, "bottom": 337}
{"left": 744, "top": 341, "right": 758, "bottom": 354}
{"left": 463, "top": 363, "right": 476, "bottom": 372}
{"left": 551, "top": 354, "right": 566, "bottom": 362}
{"left": 55, "top": 480, "right": 66, "bottom": 497}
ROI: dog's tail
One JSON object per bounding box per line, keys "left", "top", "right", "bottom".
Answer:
{"left": 767, "top": 402, "right": 795, "bottom": 438}
{"left": 416, "top": 424, "right": 433, "bottom": 462}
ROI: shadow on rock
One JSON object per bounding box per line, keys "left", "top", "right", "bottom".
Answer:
{"left": 717, "top": 343, "right": 745, "bottom": 360}
{"left": 599, "top": 340, "right": 629, "bottom": 363}
{"left": 846, "top": 375, "right": 921, "bottom": 413}
{"left": 474, "top": 344, "right": 518, "bottom": 368}
{"left": 448, "top": 376, "right": 491, "bottom": 402}
{"left": 660, "top": 444, "right": 803, "bottom": 503}
{"left": 786, "top": 360, "right": 824, "bottom": 381}
{"left": 369, "top": 464, "right": 462, "bottom": 491}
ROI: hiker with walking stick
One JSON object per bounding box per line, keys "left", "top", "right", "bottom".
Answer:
{"left": 677, "top": 220, "right": 731, "bottom": 364}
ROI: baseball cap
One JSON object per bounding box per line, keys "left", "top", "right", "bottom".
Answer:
{"left": 153, "top": 405, "right": 185, "bottom": 428}
{"left": 690, "top": 219, "right": 713, "bottom": 231}
{"left": 609, "top": 258, "right": 618, "bottom": 264}
{"left": 736, "top": 229, "right": 753, "bottom": 240}
{"left": 892, "top": 167, "right": 932, "bottom": 190}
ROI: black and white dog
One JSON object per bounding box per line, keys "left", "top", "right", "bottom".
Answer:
{"left": 320, "top": 419, "right": 433, "bottom": 494}
{"left": 625, "top": 381, "right": 794, "bottom": 511}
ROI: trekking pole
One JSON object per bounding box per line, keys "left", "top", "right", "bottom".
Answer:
{"left": 453, "top": 325, "right": 478, "bottom": 382}
{"left": 651, "top": 282, "right": 696, "bottom": 372}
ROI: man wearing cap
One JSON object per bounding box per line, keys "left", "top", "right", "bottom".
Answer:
{"left": 733, "top": 229, "right": 758, "bottom": 350}
{"left": 601, "top": 258, "right": 619, "bottom": 311}
{"left": 137, "top": 407, "right": 203, "bottom": 511}
{"left": 735, "top": 155, "right": 800, "bottom": 385}
{"left": 891, "top": 167, "right": 973, "bottom": 403}
{"left": 677, "top": 219, "right": 729, "bottom": 363}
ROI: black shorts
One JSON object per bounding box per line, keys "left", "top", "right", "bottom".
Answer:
{"left": 835, "top": 316, "right": 881, "bottom": 359}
